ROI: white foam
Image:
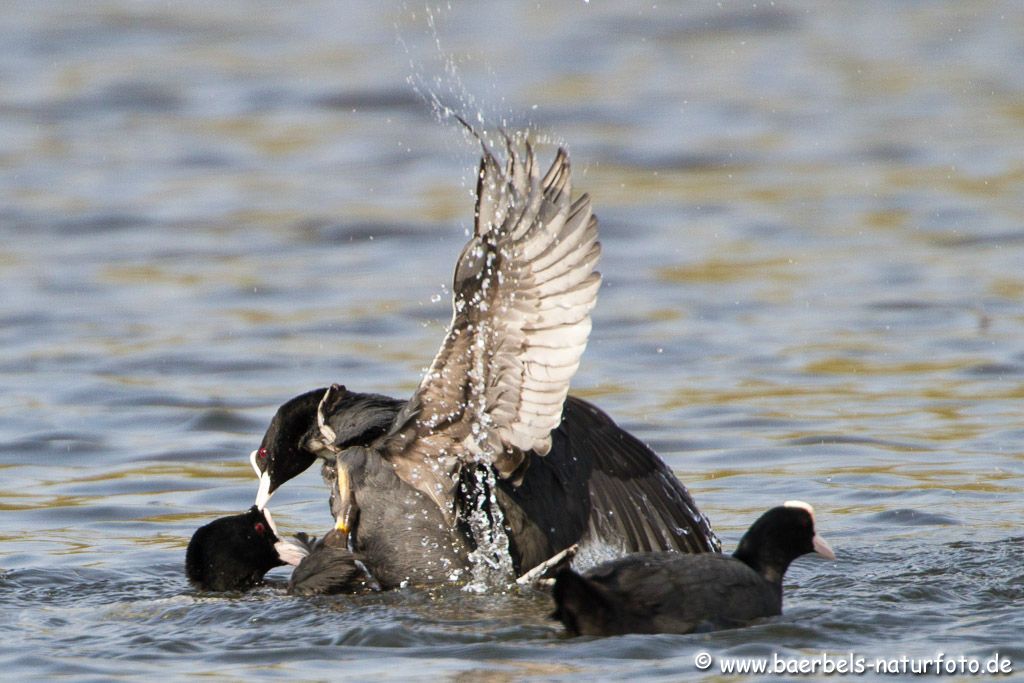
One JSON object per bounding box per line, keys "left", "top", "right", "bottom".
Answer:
{"left": 570, "top": 534, "right": 629, "bottom": 572}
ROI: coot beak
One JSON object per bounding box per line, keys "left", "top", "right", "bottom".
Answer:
{"left": 812, "top": 533, "right": 835, "bottom": 560}
{"left": 255, "top": 470, "right": 273, "bottom": 510}
{"left": 248, "top": 449, "right": 262, "bottom": 478}
{"left": 263, "top": 506, "right": 307, "bottom": 567}
{"left": 262, "top": 505, "right": 280, "bottom": 537}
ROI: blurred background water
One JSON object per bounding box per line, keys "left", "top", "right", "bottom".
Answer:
{"left": 2, "top": 1, "right": 1023, "bottom": 680}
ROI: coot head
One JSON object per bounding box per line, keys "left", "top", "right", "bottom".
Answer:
{"left": 185, "top": 506, "right": 291, "bottom": 592}
{"left": 250, "top": 388, "right": 327, "bottom": 509}
{"left": 732, "top": 500, "right": 835, "bottom": 584}
{"left": 250, "top": 385, "right": 404, "bottom": 509}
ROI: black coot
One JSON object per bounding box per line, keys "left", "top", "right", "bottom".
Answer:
{"left": 185, "top": 506, "right": 289, "bottom": 592}
{"left": 551, "top": 501, "right": 835, "bottom": 636}
{"left": 186, "top": 506, "right": 372, "bottom": 595}
{"left": 251, "top": 388, "right": 718, "bottom": 584}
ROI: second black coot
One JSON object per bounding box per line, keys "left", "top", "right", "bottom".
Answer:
{"left": 185, "top": 506, "right": 288, "bottom": 592}
{"left": 551, "top": 501, "right": 835, "bottom": 636}
{"left": 186, "top": 506, "right": 368, "bottom": 595}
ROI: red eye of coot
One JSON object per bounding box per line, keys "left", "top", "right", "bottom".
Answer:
{"left": 254, "top": 522, "right": 266, "bottom": 534}
{"left": 256, "top": 447, "right": 268, "bottom": 464}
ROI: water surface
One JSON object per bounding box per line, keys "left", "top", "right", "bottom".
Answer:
{"left": 2, "top": 1, "right": 1024, "bottom": 680}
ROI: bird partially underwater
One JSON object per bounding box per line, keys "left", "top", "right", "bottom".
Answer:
{"left": 185, "top": 505, "right": 323, "bottom": 593}
{"left": 551, "top": 501, "right": 836, "bottom": 636}
{"left": 190, "top": 137, "right": 721, "bottom": 592}
{"left": 185, "top": 515, "right": 369, "bottom": 595}
{"left": 185, "top": 485, "right": 374, "bottom": 595}
{"left": 185, "top": 453, "right": 575, "bottom": 593}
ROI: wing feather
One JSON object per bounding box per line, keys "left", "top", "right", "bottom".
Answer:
{"left": 558, "top": 396, "right": 721, "bottom": 555}
{"left": 383, "top": 141, "right": 601, "bottom": 516}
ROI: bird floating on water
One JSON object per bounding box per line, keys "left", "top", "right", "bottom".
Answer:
{"left": 551, "top": 501, "right": 835, "bottom": 636}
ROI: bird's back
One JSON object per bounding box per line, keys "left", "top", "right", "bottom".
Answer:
{"left": 554, "top": 552, "right": 780, "bottom": 636}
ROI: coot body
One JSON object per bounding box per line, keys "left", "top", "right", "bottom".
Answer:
{"left": 551, "top": 502, "right": 834, "bottom": 636}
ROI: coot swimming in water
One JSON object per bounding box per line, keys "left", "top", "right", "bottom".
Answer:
{"left": 186, "top": 504, "right": 371, "bottom": 595}
{"left": 185, "top": 506, "right": 304, "bottom": 592}
{"left": 245, "top": 141, "right": 719, "bottom": 585}
{"left": 551, "top": 501, "right": 835, "bottom": 636}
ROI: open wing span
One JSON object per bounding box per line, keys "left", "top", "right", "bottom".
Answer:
{"left": 384, "top": 142, "right": 601, "bottom": 516}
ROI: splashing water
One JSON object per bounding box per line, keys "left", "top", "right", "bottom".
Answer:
{"left": 395, "top": 8, "right": 579, "bottom": 592}
{"left": 398, "top": 3, "right": 488, "bottom": 136}
{"left": 397, "top": 2, "right": 564, "bottom": 161}
{"left": 459, "top": 182, "right": 515, "bottom": 591}
{"left": 570, "top": 537, "right": 629, "bottom": 573}
{"left": 462, "top": 464, "right": 514, "bottom": 592}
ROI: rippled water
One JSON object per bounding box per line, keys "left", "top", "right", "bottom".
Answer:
{"left": 3, "top": 1, "right": 1024, "bottom": 680}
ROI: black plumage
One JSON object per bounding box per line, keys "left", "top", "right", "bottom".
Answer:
{"left": 185, "top": 506, "right": 285, "bottom": 592}
{"left": 250, "top": 388, "right": 718, "bottom": 587}
{"left": 551, "top": 503, "right": 835, "bottom": 636}
{"left": 286, "top": 529, "right": 366, "bottom": 596}
{"left": 251, "top": 389, "right": 403, "bottom": 509}
{"left": 494, "top": 395, "right": 716, "bottom": 572}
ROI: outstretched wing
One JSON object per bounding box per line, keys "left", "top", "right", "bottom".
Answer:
{"left": 384, "top": 142, "right": 601, "bottom": 516}
{"left": 559, "top": 397, "right": 721, "bottom": 555}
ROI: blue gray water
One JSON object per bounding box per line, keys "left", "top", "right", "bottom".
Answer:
{"left": 2, "top": 1, "right": 1023, "bottom": 680}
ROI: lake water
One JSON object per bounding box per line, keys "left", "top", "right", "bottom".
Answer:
{"left": 2, "top": 1, "right": 1023, "bottom": 680}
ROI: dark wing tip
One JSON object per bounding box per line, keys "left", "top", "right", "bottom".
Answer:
{"left": 561, "top": 396, "right": 720, "bottom": 554}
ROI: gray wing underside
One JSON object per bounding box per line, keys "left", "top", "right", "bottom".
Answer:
{"left": 384, "top": 142, "right": 601, "bottom": 516}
